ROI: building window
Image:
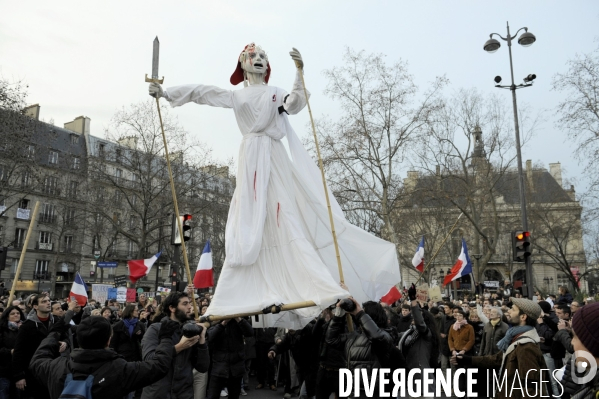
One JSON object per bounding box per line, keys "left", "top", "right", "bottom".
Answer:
{"left": 63, "top": 235, "right": 73, "bottom": 253}
{"left": 72, "top": 157, "right": 80, "bottom": 170}
{"left": 21, "top": 171, "right": 31, "bottom": 187}
{"left": 68, "top": 181, "right": 79, "bottom": 198}
{"left": 11, "top": 258, "right": 18, "bottom": 275}
{"left": 43, "top": 176, "right": 59, "bottom": 195}
{"left": 48, "top": 150, "right": 58, "bottom": 165}
{"left": 110, "top": 238, "right": 118, "bottom": 255}
{"left": 129, "top": 216, "right": 136, "bottom": 229}
{"left": 41, "top": 203, "right": 56, "bottom": 223}
{"left": 19, "top": 199, "right": 29, "bottom": 209}
{"left": 98, "top": 144, "right": 106, "bottom": 157}
{"left": 70, "top": 134, "right": 79, "bottom": 145}
{"left": 35, "top": 260, "right": 49, "bottom": 278}
{"left": 128, "top": 239, "right": 137, "bottom": 257}
{"left": 115, "top": 190, "right": 122, "bottom": 202}
{"left": 39, "top": 231, "right": 52, "bottom": 244}
{"left": 131, "top": 194, "right": 137, "bottom": 206}
{"left": 26, "top": 145, "right": 35, "bottom": 159}
{"left": 115, "top": 168, "right": 123, "bottom": 183}
{"left": 65, "top": 208, "right": 76, "bottom": 225}
{"left": 115, "top": 149, "right": 122, "bottom": 163}
{"left": 15, "top": 228, "right": 26, "bottom": 248}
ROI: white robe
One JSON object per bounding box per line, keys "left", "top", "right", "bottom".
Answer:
{"left": 165, "top": 72, "right": 401, "bottom": 328}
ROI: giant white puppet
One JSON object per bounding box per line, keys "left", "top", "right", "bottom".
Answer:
{"left": 149, "top": 44, "right": 400, "bottom": 328}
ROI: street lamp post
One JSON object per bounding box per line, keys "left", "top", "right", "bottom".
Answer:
{"left": 484, "top": 21, "right": 537, "bottom": 299}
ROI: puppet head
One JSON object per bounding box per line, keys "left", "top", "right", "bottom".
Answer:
{"left": 230, "top": 42, "right": 271, "bottom": 86}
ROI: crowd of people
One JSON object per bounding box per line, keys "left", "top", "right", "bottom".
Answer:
{"left": 0, "top": 282, "right": 597, "bottom": 399}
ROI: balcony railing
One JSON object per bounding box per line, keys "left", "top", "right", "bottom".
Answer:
{"left": 37, "top": 242, "right": 53, "bottom": 251}
{"left": 33, "top": 271, "right": 50, "bottom": 280}
{"left": 39, "top": 213, "right": 57, "bottom": 224}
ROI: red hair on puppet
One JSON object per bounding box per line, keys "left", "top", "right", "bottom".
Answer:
{"left": 230, "top": 43, "right": 271, "bottom": 86}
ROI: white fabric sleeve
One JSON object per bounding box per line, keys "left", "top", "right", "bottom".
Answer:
{"left": 163, "top": 84, "right": 234, "bottom": 109}
{"left": 477, "top": 304, "right": 489, "bottom": 324}
{"left": 283, "top": 69, "right": 310, "bottom": 115}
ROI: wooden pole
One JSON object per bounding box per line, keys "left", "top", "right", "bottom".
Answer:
{"left": 8, "top": 201, "right": 40, "bottom": 304}
{"left": 199, "top": 300, "right": 318, "bottom": 323}
{"left": 152, "top": 95, "right": 199, "bottom": 320}
{"left": 417, "top": 213, "right": 463, "bottom": 285}
{"left": 294, "top": 61, "right": 354, "bottom": 331}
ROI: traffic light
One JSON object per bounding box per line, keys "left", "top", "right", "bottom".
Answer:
{"left": 171, "top": 214, "right": 193, "bottom": 245}
{"left": 512, "top": 230, "right": 532, "bottom": 262}
{"left": 182, "top": 214, "right": 192, "bottom": 242}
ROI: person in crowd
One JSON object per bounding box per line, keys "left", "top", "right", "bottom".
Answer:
{"left": 556, "top": 302, "right": 599, "bottom": 399}
{"left": 111, "top": 304, "right": 147, "bottom": 399}
{"left": 29, "top": 315, "right": 179, "bottom": 399}
{"left": 141, "top": 291, "right": 209, "bottom": 399}
{"left": 536, "top": 301, "right": 560, "bottom": 397}
{"left": 0, "top": 306, "right": 25, "bottom": 399}
{"left": 137, "top": 293, "right": 149, "bottom": 312}
{"left": 468, "top": 310, "right": 484, "bottom": 355}
{"left": 90, "top": 309, "right": 101, "bottom": 316}
{"left": 396, "top": 304, "right": 412, "bottom": 333}
{"left": 101, "top": 307, "right": 113, "bottom": 322}
{"left": 326, "top": 293, "right": 402, "bottom": 399}
{"left": 12, "top": 294, "right": 69, "bottom": 399}
{"left": 448, "top": 308, "right": 475, "bottom": 393}
{"left": 570, "top": 300, "right": 582, "bottom": 315}
{"left": 312, "top": 308, "right": 346, "bottom": 399}
{"left": 479, "top": 307, "right": 508, "bottom": 356}
{"left": 439, "top": 303, "right": 455, "bottom": 372}
{"left": 242, "top": 323, "right": 255, "bottom": 396}
{"left": 207, "top": 316, "right": 254, "bottom": 399}
{"left": 254, "top": 327, "right": 277, "bottom": 391}
{"left": 397, "top": 285, "right": 438, "bottom": 395}
{"left": 557, "top": 286, "right": 574, "bottom": 306}
{"left": 453, "top": 297, "right": 548, "bottom": 399}
{"left": 268, "top": 321, "right": 319, "bottom": 399}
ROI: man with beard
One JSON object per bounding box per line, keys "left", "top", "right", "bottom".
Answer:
{"left": 452, "top": 297, "right": 548, "bottom": 399}
{"left": 141, "top": 291, "right": 209, "bottom": 399}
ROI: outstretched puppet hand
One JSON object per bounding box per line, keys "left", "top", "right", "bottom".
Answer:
{"left": 289, "top": 47, "right": 303, "bottom": 69}
{"left": 149, "top": 82, "right": 164, "bottom": 98}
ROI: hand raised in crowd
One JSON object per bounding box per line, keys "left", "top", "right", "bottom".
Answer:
{"left": 139, "top": 310, "right": 148, "bottom": 321}
{"left": 58, "top": 341, "right": 67, "bottom": 353}
{"left": 68, "top": 298, "right": 78, "bottom": 311}
{"left": 408, "top": 283, "right": 417, "bottom": 301}
{"left": 268, "top": 350, "right": 276, "bottom": 360}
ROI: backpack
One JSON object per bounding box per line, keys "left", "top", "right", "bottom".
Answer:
{"left": 59, "top": 362, "right": 111, "bottom": 399}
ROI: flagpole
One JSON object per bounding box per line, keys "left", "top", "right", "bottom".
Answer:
{"left": 199, "top": 300, "right": 318, "bottom": 323}
{"left": 416, "top": 213, "right": 463, "bottom": 285}
{"left": 8, "top": 201, "right": 40, "bottom": 304}
{"left": 294, "top": 60, "right": 354, "bottom": 332}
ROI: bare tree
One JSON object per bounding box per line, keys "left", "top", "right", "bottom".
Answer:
{"left": 313, "top": 49, "right": 446, "bottom": 282}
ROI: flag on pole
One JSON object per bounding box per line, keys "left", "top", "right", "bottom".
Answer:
{"left": 128, "top": 251, "right": 162, "bottom": 283}
{"left": 380, "top": 285, "right": 402, "bottom": 305}
{"left": 69, "top": 272, "right": 88, "bottom": 306}
{"left": 412, "top": 236, "right": 425, "bottom": 273}
{"left": 194, "top": 241, "right": 214, "bottom": 288}
{"left": 443, "top": 239, "right": 472, "bottom": 286}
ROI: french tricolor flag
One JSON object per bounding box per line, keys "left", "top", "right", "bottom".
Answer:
{"left": 380, "top": 285, "right": 402, "bottom": 305}
{"left": 412, "top": 236, "right": 425, "bottom": 273}
{"left": 193, "top": 241, "right": 214, "bottom": 288}
{"left": 443, "top": 239, "right": 472, "bottom": 286}
{"left": 69, "top": 272, "right": 88, "bottom": 306}
{"left": 128, "top": 251, "right": 162, "bottom": 283}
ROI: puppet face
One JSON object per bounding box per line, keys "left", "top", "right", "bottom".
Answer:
{"left": 240, "top": 43, "right": 268, "bottom": 75}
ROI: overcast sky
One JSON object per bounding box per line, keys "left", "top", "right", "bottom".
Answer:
{"left": 1, "top": 1, "right": 598, "bottom": 194}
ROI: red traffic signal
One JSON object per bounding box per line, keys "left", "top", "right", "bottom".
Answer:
{"left": 512, "top": 230, "right": 532, "bottom": 262}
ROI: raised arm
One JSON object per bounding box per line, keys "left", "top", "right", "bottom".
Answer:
{"left": 283, "top": 48, "right": 310, "bottom": 115}
{"left": 149, "top": 83, "right": 233, "bottom": 109}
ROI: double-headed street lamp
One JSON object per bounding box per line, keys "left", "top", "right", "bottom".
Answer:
{"left": 484, "top": 22, "right": 536, "bottom": 299}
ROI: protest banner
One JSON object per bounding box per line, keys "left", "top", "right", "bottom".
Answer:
{"left": 416, "top": 283, "right": 429, "bottom": 304}
{"left": 429, "top": 286, "right": 443, "bottom": 302}
{"left": 116, "top": 286, "right": 127, "bottom": 303}
{"left": 91, "top": 284, "right": 113, "bottom": 305}
{"left": 126, "top": 288, "right": 136, "bottom": 302}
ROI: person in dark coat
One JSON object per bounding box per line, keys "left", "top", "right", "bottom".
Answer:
{"left": 111, "top": 304, "right": 147, "bottom": 362}
{"left": 206, "top": 316, "right": 254, "bottom": 399}
{"left": 253, "top": 327, "right": 277, "bottom": 390}
{"left": 268, "top": 320, "right": 319, "bottom": 399}
{"left": 326, "top": 296, "right": 401, "bottom": 399}
{"left": 29, "top": 315, "right": 178, "bottom": 399}
{"left": 313, "top": 308, "right": 346, "bottom": 399}
{"left": 141, "top": 291, "right": 210, "bottom": 399}
{"left": 557, "top": 286, "right": 574, "bottom": 306}
{"left": 396, "top": 304, "right": 413, "bottom": 334}
{"left": 0, "top": 306, "right": 25, "bottom": 399}
{"left": 12, "top": 294, "right": 68, "bottom": 399}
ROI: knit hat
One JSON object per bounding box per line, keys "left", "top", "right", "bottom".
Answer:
{"left": 77, "top": 316, "right": 112, "bottom": 349}
{"left": 510, "top": 297, "right": 542, "bottom": 320}
{"left": 572, "top": 302, "right": 599, "bottom": 357}
{"left": 538, "top": 300, "right": 552, "bottom": 314}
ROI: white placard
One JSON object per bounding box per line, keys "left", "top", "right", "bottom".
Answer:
{"left": 116, "top": 286, "right": 127, "bottom": 303}
{"left": 91, "top": 284, "right": 113, "bottom": 305}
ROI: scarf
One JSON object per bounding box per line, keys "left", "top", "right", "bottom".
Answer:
{"left": 490, "top": 318, "right": 500, "bottom": 326}
{"left": 398, "top": 324, "right": 420, "bottom": 353}
{"left": 123, "top": 317, "right": 138, "bottom": 336}
{"left": 7, "top": 321, "right": 21, "bottom": 331}
{"left": 496, "top": 325, "right": 533, "bottom": 352}
{"left": 453, "top": 319, "right": 468, "bottom": 331}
